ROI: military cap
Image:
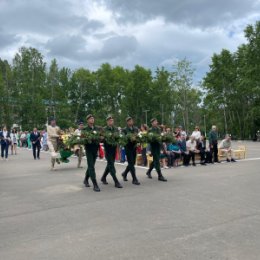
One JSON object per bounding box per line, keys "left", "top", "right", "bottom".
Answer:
{"left": 150, "top": 118, "right": 157, "bottom": 123}
{"left": 126, "top": 116, "right": 132, "bottom": 122}
{"left": 86, "top": 114, "right": 94, "bottom": 120}
{"left": 106, "top": 115, "right": 113, "bottom": 121}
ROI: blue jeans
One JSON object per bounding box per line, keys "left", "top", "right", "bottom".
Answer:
{"left": 1, "top": 143, "right": 9, "bottom": 158}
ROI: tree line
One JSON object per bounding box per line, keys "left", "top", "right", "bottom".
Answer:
{"left": 0, "top": 21, "right": 259, "bottom": 139}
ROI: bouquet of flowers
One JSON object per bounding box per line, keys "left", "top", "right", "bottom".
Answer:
{"left": 147, "top": 132, "right": 162, "bottom": 143}
{"left": 58, "top": 134, "right": 74, "bottom": 163}
{"left": 63, "top": 134, "right": 83, "bottom": 148}
{"left": 103, "top": 132, "right": 121, "bottom": 146}
{"left": 160, "top": 132, "right": 175, "bottom": 143}
{"left": 136, "top": 132, "right": 148, "bottom": 144}
{"left": 125, "top": 133, "right": 138, "bottom": 143}
{"left": 80, "top": 130, "right": 101, "bottom": 144}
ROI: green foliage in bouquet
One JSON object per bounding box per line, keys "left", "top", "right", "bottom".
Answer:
{"left": 125, "top": 133, "right": 138, "bottom": 144}
{"left": 103, "top": 132, "right": 121, "bottom": 146}
{"left": 118, "top": 134, "right": 128, "bottom": 147}
{"left": 160, "top": 133, "right": 176, "bottom": 144}
{"left": 147, "top": 132, "right": 162, "bottom": 143}
{"left": 80, "top": 130, "right": 101, "bottom": 144}
{"left": 59, "top": 148, "right": 74, "bottom": 163}
{"left": 147, "top": 132, "right": 176, "bottom": 144}
{"left": 136, "top": 132, "right": 148, "bottom": 144}
{"left": 64, "top": 135, "right": 83, "bottom": 148}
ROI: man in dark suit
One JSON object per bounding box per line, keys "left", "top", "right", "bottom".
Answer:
{"left": 0, "top": 126, "right": 11, "bottom": 160}
{"left": 30, "top": 128, "right": 41, "bottom": 160}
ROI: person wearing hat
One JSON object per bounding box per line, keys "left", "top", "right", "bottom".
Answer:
{"left": 100, "top": 116, "right": 123, "bottom": 188}
{"left": 121, "top": 117, "right": 140, "bottom": 185}
{"left": 208, "top": 125, "right": 220, "bottom": 163}
{"left": 146, "top": 118, "right": 167, "bottom": 181}
{"left": 47, "top": 117, "right": 61, "bottom": 170}
{"left": 74, "top": 120, "right": 84, "bottom": 168}
{"left": 83, "top": 114, "right": 101, "bottom": 192}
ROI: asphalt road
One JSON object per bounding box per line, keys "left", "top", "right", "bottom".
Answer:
{"left": 0, "top": 141, "right": 260, "bottom": 260}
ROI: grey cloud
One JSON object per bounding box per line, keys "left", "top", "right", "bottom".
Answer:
{"left": 46, "top": 34, "right": 138, "bottom": 62}
{"left": 0, "top": 0, "right": 258, "bottom": 83}
{"left": 97, "top": 35, "right": 138, "bottom": 59}
{"left": 82, "top": 20, "right": 104, "bottom": 33}
{"left": 0, "top": 29, "right": 20, "bottom": 48}
{"left": 103, "top": 0, "right": 260, "bottom": 27}
{"left": 0, "top": 0, "right": 103, "bottom": 35}
{"left": 46, "top": 35, "right": 87, "bottom": 59}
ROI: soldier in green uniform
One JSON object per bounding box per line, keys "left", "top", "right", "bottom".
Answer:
{"left": 100, "top": 116, "right": 123, "bottom": 188}
{"left": 146, "top": 118, "right": 167, "bottom": 182}
{"left": 121, "top": 117, "right": 140, "bottom": 185}
{"left": 83, "top": 114, "right": 101, "bottom": 192}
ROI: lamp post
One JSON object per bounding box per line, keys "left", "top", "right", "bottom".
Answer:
{"left": 161, "top": 104, "right": 164, "bottom": 125}
{"left": 204, "top": 114, "right": 206, "bottom": 137}
{"left": 143, "top": 110, "right": 150, "bottom": 125}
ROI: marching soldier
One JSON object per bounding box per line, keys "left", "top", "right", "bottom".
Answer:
{"left": 74, "top": 121, "right": 84, "bottom": 168}
{"left": 121, "top": 117, "right": 140, "bottom": 185}
{"left": 83, "top": 114, "right": 101, "bottom": 192}
{"left": 100, "top": 116, "right": 123, "bottom": 188}
{"left": 146, "top": 118, "right": 167, "bottom": 182}
{"left": 47, "top": 117, "right": 61, "bottom": 171}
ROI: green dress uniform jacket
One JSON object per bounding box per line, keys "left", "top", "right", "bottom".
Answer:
{"left": 122, "top": 126, "right": 139, "bottom": 179}
{"left": 147, "top": 126, "right": 162, "bottom": 175}
{"left": 103, "top": 126, "right": 118, "bottom": 178}
{"left": 84, "top": 125, "right": 100, "bottom": 181}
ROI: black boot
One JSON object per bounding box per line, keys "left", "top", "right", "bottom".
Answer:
{"left": 158, "top": 172, "right": 167, "bottom": 182}
{"left": 101, "top": 173, "right": 108, "bottom": 185}
{"left": 83, "top": 175, "right": 90, "bottom": 187}
{"left": 131, "top": 171, "right": 140, "bottom": 185}
{"left": 92, "top": 179, "right": 100, "bottom": 192}
{"left": 146, "top": 170, "right": 152, "bottom": 179}
{"left": 122, "top": 172, "right": 128, "bottom": 181}
{"left": 113, "top": 176, "right": 123, "bottom": 188}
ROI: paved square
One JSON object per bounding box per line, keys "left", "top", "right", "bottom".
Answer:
{"left": 0, "top": 142, "right": 260, "bottom": 260}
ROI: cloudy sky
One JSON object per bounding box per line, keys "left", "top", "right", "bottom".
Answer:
{"left": 0, "top": 0, "right": 259, "bottom": 81}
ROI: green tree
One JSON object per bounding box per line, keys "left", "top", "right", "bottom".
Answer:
{"left": 69, "top": 68, "right": 97, "bottom": 124}
{"left": 12, "top": 47, "right": 46, "bottom": 130}
{"left": 151, "top": 67, "right": 173, "bottom": 126}
{"left": 0, "top": 59, "right": 13, "bottom": 128}
{"left": 122, "top": 65, "right": 153, "bottom": 126}
{"left": 170, "top": 59, "right": 201, "bottom": 133}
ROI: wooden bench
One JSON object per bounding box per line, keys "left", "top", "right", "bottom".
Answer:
{"left": 218, "top": 148, "right": 227, "bottom": 161}
{"left": 232, "top": 145, "right": 246, "bottom": 159}
{"left": 218, "top": 145, "right": 246, "bottom": 160}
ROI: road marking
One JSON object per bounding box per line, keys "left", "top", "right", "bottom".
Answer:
{"left": 239, "top": 157, "right": 260, "bottom": 162}
{"left": 18, "top": 147, "right": 260, "bottom": 169}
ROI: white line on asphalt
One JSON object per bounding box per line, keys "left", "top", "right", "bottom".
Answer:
{"left": 238, "top": 157, "right": 260, "bottom": 162}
